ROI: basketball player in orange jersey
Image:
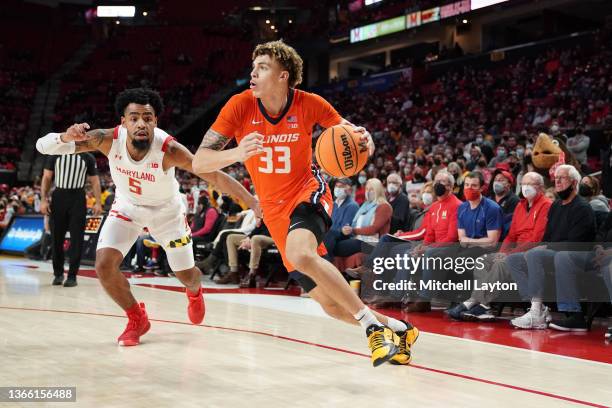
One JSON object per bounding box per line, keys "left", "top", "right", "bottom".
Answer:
{"left": 193, "top": 41, "right": 419, "bottom": 366}
{"left": 36, "top": 88, "right": 259, "bottom": 346}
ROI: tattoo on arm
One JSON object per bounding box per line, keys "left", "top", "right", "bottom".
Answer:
{"left": 75, "top": 129, "right": 109, "bottom": 152}
{"left": 199, "top": 128, "right": 230, "bottom": 151}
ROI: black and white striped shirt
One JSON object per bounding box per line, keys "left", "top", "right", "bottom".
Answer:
{"left": 44, "top": 154, "right": 98, "bottom": 189}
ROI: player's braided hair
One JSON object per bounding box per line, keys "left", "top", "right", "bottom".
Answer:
{"left": 253, "top": 40, "right": 303, "bottom": 88}
{"left": 114, "top": 88, "right": 164, "bottom": 117}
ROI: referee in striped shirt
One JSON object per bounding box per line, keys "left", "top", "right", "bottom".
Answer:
{"left": 40, "top": 153, "right": 102, "bottom": 287}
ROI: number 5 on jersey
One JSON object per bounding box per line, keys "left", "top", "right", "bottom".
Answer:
{"left": 129, "top": 177, "right": 142, "bottom": 195}
{"left": 258, "top": 146, "right": 291, "bottom": 174}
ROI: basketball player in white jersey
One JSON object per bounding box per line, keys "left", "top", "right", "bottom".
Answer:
{"left": 36, "top": 88, "right": 261, "bottom": 346}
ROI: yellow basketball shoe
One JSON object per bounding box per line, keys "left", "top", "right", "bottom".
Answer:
{"left": 366, "top": 325, "right": 400, "bottom": 367}
{"left": 389, "top": 320, "right": 419, "bottom": 365}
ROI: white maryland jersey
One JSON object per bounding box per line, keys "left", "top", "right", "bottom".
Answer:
{"left": 108, "top": 125, "right": 181, "bottom": 206}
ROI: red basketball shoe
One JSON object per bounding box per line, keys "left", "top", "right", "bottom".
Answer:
{"left": 187, "top": 287, "right": 205, "bottom": 324}
{"left": 118, "top": 303, "right": 151, "bottom": 346}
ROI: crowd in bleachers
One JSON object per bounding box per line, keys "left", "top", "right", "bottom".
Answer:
{"left": 0, "top": 0, "right": 89, "bottom": 169}
{"left": 53, "top": 26, "right": 251, "bottom": 136}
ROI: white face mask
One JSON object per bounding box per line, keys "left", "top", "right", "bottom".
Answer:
{"left": 422, "top": 192, "right": 434, "bottom": 206}
{"left": 366, "top": 191, "right": 376, "bottom": 202}
{"left": 387, "top": 184, "right": 399, "bottom": 194}
{"left": 522, "top": 185, "right": 537, "bottom": 199}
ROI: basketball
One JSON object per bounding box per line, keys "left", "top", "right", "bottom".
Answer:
{"left": 315, "top": 125, "right": 368, "bottom": 177}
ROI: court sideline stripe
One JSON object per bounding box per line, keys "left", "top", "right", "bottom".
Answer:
{"left": 0, "top": 305, "right": 608, "bottom": 408}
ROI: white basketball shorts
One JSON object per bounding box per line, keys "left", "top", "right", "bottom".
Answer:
{"left": 97, "top": 195, "right": 195, "bottom": 271}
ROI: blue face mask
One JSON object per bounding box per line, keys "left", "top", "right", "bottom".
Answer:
{"left": 358, "top": 176, "right": 367, "bottom": 185}
{"left": 334, "top": 187, "right": 347, "bottom": 199}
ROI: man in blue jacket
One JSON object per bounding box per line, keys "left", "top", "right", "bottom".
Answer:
{"left": 323, "top": 178, "right": 359, "bottom": 258}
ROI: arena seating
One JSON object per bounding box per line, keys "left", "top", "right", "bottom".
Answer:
{"left": 53, "top": 26, "right": 251, "bottom": 131}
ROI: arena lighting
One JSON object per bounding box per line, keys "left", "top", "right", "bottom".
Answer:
{"left": 462, "top": 19, "right": 468, "bottom": 23}
{"left": 270, "top": 25, "right": 275, "bottom": 30}
{"left": 115, "top": 20, "right": 120, "bottom": 24}
{"left": 97, "top": 6, "right": 136, "bottom": 18}
{"left": 142, "top": 11, "right": 148, "bottom": 16}
{"left": 470, "top": 0, "right": 509, "bottom": 10}
{"left": 266, "top": 19, "right": 270, "bottom": 24}
{"left": 289, "top": 19, "right": 293, "bottom": 24}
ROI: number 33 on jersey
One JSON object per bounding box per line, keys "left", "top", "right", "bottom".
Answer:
{"left": 211, "top": 88, "right": 342, "bottom": 204}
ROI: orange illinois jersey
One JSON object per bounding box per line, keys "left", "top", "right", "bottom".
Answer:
{"left": 211, "top": 88, "right": 342, "bottom": 209}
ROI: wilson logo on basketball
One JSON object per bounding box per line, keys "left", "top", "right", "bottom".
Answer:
{"left": 340, "top": 133, "right": 355, "bottom": 170}
{"left": 315, "top": 125, "right": 368, "bottom": 178}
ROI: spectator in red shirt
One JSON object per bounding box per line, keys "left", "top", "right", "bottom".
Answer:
{"left": 448, "top": 172, "right": 552, "bottom": 321}
{"left": 191, "top": 195, "right": 219, "bottom": 243}
{"left": 355, "top": 170, "right": 367, "bottom": 205}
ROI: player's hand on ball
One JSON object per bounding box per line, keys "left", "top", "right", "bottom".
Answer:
{"left": 63, "top": 123, "right": 90, "bottom": 142}
{"left": 352, "top": 126, "right": 375, "bottom": 156}
{"left": 237, "top": 132, "right": 264, "bottom": 161}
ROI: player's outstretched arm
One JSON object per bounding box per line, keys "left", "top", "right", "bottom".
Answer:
{"left": 192, "top": 128, "right": 263, "bottom": 174}
{"left": 165, "top": 139, "right": 261, "bottom": 217}
{"left": 36, "top": 123, "right": 113, "bottom": 156}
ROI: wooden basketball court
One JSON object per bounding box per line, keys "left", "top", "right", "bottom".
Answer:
{"left": 1, "top": 257, "right": 610, "bottom": 407}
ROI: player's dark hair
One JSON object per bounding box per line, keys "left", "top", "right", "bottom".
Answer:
{"left": 114, "top": 88, "right": 164, "bottom": 117}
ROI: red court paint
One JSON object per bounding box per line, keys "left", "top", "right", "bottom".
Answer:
{"left": 0, "top": 305, "right": 608, "bottom": 408}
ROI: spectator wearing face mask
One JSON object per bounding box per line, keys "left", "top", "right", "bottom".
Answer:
{"left": 323, "top": 178, "right": 359, "bottom": 255}
{"left": 345, "top": 182, "right": 436, "bottom": 281}
{"left": 466, "top": 146, "right": 482, "bottom": 171}
{"left": 488, "top": 146, "right": 508, "bottom": 168}
{"left": 507, "top": 165, "right": 596, "bottom": 330}
{"left": 416, "top": 171, "right": 502, "bottom": 310}
{"left": 386, "top": 173, "right": 411, "bottom": 234}
{"left": 324, "top": 178, "right": 392, "bottom": 261}
{"left": 566, "top": 127, "right": 590, "bottom": 166}
{"left": 426, "top": 154, "right": 446, "bottom": 181}
{"left": 449, "top": 172, "right": 551, "bottom": 321}
{"left": 446, "top": 161, "right": 465, "bottom": 198}
{"left": 489, "top": 170, "right": 519, "bottom": 240}
{"left": 355, "top": 171, "right": 367, "bottom": 205}
{"left": 405, "top": 166, "right": 426, "bottom": 198}
{"left": 578, "top": 175, "right": 609, "bottom": 215}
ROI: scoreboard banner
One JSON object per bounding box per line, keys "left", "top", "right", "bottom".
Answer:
{"left": 350, "top": 15, "right": 406, "bottom": 43}
{"left": 351, "top": 0, "right": 511, "bottom": 43}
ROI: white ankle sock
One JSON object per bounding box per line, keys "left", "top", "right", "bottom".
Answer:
{"left": 386, "top": 317, "right": 408, "bottom": 333}
{"left": 463, "top": 300, "right": 477, "bottom": 310}
{"left": 354, "top": 307, "right": 382, "bottom": 330}
{"left": 531, "top": 300, "right": 543, "bottom": 313}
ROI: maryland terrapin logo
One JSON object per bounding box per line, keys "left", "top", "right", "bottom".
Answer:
{"left": 168, "top": 235, "right": 192, "bottom": 248}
